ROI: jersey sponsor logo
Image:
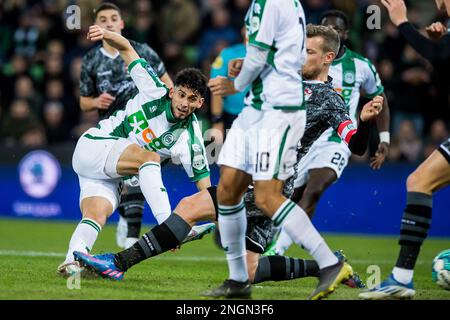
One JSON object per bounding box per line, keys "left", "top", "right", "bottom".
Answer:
{"left": 254, "top": 3, "right": 261, "bottom": 14}
{"left": 18, "top": 150, "right": 61, "bottom": 199}
{"left": 212, "top": 56, "right": 224, "bottom": 69}
{"left": 251, "top": 16, "right": 260, "bottom": 33}
{"left": 97, "top": 71, "right": 112, "bottom": 76}
{"left": 99, "top": 79, "right": 112, "bottom": 92}
{"left": 344, "top": 71, "right": 355, "bottom": 84}
{"left": 192, "top": 143, "right": 202, "bottom": 153}
{"left": 161, "top": 132, "right": 175, "bottom": 146}
{"left": 192, "top": 154, "right": 206, "bottom": 171}
{"left": 304, "top": 88, "right": 313, "bottom": 101}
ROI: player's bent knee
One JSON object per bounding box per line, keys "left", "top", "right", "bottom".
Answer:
{"left": 174, "top": 197, "right": 198, "bottom": 225}
{"left": 81, "top": 197, "right": 113, "bottom": 227}
{"left": 406, "top": 169, "right": 430, "bottom": 193}
{"left": 139, "top": 150, "right": 160, "bottom": 165}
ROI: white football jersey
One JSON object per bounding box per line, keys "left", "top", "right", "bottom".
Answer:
{"left": 88, "top": 58, "right": 209, "bottom": 182}
{"left": 244, "top": 0, "right": 306, "bottom": 111}
{"left": 317, "top": 47, "right": 384, "bottom": 143}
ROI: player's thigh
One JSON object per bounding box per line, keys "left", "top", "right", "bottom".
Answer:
{"left": 306, "top": 167, "right": 338, "bottom": 193}
{"left": 116, "top": 143, "right": 160, "bottom": 176}
{"left": 73, "top": 129, "right": 134, "bottom": 179}
{"left": 78, "top": 175, "right": 121, "bottom": 224}
{"left": 407, "top": 149, "right": 450, "bottom": 194}
{"left": 295, "top": 142, "right": 349, "bottom": 189}
{"left": 175, "top": 188, "right": 217, "bottom": 225}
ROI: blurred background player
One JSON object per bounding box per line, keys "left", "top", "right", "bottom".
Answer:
{"left": 360, "top": 0, "right": 450, "bottom": 300}
{"left": 266, "top": 9, "right": 392, "bottom": 256}
{"left": 79, "top": 2, "right": 173, "bottom": 250}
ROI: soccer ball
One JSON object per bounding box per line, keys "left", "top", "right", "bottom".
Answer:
{"left": 432, "top": 249, "right": 450, "bottom": 290}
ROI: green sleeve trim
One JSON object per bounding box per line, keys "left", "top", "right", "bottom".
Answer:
{"left": 128, "top": 58, "right": 147, "bottom": 73}
{"left": 365, "top": 86, "right": 384, "bottom": 99}
{"left": 190, "top": 171, "right": 210, "bottom": 182}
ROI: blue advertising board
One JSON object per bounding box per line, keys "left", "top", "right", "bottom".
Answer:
{"left": 1, "top": 150, "right": 449, "bottom": 237}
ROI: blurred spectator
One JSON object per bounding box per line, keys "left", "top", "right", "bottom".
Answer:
{"left": 14, "top": 75, "right": 43, "bottom": 114}
{"left": 392, "top": 45, "right": 432, "bottom": 136}
{"left": 0, "top": 99, "right": 45, "bottom": 147}
{"left": 159, "top": 0, "right": 200, "bottom": 73}
{"left": 197, "top": 6, "right": 239, "bottom": 66}
{"left": 71, "top": 110, "right": 99, "bottom": 140}
{"left": 423, "top": 119, "right": 450, "bottom": 158}
{"left": 43, "top": 101, "right": 69, "bottom": 145}
{"left": 303, "top": 0, "right": 333, "bottom": 24}
{"left": 389, "top": 119, "right": 423, "bottom": 163}
{"left": 227, "top": 0, "right": 250, "bottom": 31}
{"left": 126, "top": 1, "right": 161, "bottom": 53}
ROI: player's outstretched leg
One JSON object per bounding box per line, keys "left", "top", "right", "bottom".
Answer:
{"left": 75, "top": 189, "right": 217, "bottom": 280}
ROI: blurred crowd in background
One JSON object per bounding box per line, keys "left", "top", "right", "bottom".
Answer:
{"left": 0, "top": 0, "right": 449, "bottom": 165}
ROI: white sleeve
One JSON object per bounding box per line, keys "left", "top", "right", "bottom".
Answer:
{"left": 128, "top": 58, "right": 168, "bottom": 99}
{"left": 247, "top": 0, "right": 278, "bottom": 50}
{"left": 361, "top": 60, "right": 384, "bottom": 98}
{"left": 235, "top": 45, "right": 269, "bottom": 92}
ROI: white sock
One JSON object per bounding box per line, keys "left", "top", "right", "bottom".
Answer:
{"left": 392, "top": 267, "right": 414, "bottom": 284}
{"left": 273, "top": 227, "right": 293, "bottom": 255}
{"left": 138, "top": 161, "right": 171, "bottom": 224}
{"left": 272, "top": 199, "right": 338, "bottom": 269}
{"left": 218, "top": 200, "right": 248, "bottom": 282}
{"left": 64, "top": 218, "right": 102, "bottom": 263}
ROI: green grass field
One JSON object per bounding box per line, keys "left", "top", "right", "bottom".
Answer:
{"left": 1, "top": 218, "right": 449, "bottom": 300}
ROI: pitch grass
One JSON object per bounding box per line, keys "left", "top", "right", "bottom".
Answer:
{"left": 0, "top": 218, "right": 449, "bottom": 300}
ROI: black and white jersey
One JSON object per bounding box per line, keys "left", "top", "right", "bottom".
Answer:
{"left": 80, "top": 40, "right": 166, "bottom": 119}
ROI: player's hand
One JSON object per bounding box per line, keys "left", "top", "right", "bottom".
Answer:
{"left": 208, "top": 76, "right": 238, "bottom": 96}
{"left": 94, "top": 92, "right": 115, "bottom": 109}
{"left": 426, "top": 22, "right": 447, "bottom": 40}
{"left": 370, "top": 142, "right": 389, "bottom": 170}
{"left": 87, "top": 25, "right": 105, "bottom": 42}
{"left": 360, "top": 95, "right": 383, "bottom": 121}
{"left": 228, "top": 58, "right": 244, "bottom": 78}
{"left": 381, "top": 0, "right": 408, "bottom": 26}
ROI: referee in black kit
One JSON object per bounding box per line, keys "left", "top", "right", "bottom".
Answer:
{"left": 359, "top": 0, "right": 450, "bottom": 300}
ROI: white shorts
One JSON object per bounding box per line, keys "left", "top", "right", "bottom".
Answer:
{"left": 294, "top": 139, "right": 351, "bottom": 188}
{"left": 218, "top": 107, "right": 306, "bottom": 181}
{"left": 72, "top": 128, "right": 133, "bottom": 210}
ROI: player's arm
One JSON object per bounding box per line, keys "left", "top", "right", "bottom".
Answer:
{"left": 142, "top": 44, "right": 174, "bottom": 90}
{"left": 159, "top": 73, "right": 174, "bottom": 91}
{"left": 195, "top": 176, "right": 211, "bottom": 191}
{"left": 208, "top": 46, "right": 268, "bottom": 96}
{"left": 331, "top": 96, "right": 383, "bottom": 156}
{"left": 87, "top": 25, "right": 139, "bottom": 65}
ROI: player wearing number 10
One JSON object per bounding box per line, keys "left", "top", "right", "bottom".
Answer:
{"left": 205, "top": 0, "right": 353, "bottom": 300}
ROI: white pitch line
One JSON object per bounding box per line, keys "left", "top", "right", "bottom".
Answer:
{"left": 0, "top": 249, "right": 427, "bottom": 264}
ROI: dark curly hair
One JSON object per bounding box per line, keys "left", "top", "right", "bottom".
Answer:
{"left": 319, "top": 10, "right": 350, "bottom": 31}
{"left": 174, "top": 68, "right": 208, "bottom": 98}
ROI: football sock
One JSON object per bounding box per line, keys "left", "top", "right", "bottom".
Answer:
{"left": 393, "top": 192, "right": 432, "bottom": 284}
{"left": 115, "top": 213, "right": 190, "bottom": 271}
{"left": 138, "top": 162, "right": 171, "bottom": 224}
{"left": 65, "top": 218, "right": 101, "bottom": 263}
{"left": 253, "top": 256, "right": 319, "bottom": 284}
{"left": 272, "top": 199, "right": 338, "bottom": 269}
{"left": 118, "top": 190, "right": 145, "bottom": 239}
{"left": 273, "top": 227, "right": 293, "bottom": 255}
{"left": 218, "top": 200, "right": 248, "bottom": 282}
